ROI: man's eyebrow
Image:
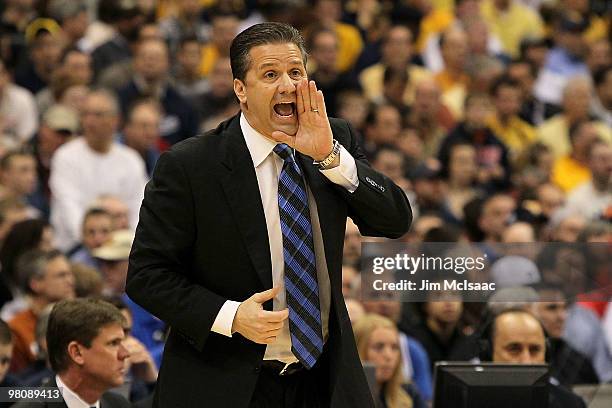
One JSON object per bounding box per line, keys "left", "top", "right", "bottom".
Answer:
{"left": 258, "top": 62, "right": 280, "bottom": 70}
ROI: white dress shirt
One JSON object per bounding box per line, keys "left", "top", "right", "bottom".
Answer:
{"left": 56, "top": 375, "right": 100, "bottom": 408}
{"left": 210, "top": 113, "right": 359, "bottom": 363}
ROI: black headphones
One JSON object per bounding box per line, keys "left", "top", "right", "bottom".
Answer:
{"left": 478, "top": 308, "right": 552, "bottom": 363}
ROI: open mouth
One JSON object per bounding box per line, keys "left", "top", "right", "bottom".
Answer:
{"left": 273, "top": 102, "right": 296, "bottom": 117}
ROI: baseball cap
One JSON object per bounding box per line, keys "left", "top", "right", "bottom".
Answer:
{"left": 43, "top": 105, "right": 79, "bottom": 134}
{"left": 92, "top": 229, "right": 134, "bottom": 261}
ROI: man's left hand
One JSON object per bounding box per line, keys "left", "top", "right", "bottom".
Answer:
{"left": 272, "top": 79, "right": 334, "bottom": 161}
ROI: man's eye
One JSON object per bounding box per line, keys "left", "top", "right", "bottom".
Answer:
{"left": 291, "top": 70, "right": 303, "bottom": 77}
{"left": 265, "top": 72, "right": 276, "bottom": 79}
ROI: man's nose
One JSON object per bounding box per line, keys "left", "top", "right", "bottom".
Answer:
{"left": 278, "top": 72, "right": 297, "bottom": 93}
{"left": 118, "top": 344, "right": 130, "bottom": 360}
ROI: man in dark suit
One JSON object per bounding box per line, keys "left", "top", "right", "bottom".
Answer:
{"left": 126, "top": 22, "right": 412, "bottom": 408}
{"left": 12, "top": 299, "right": 132, "bottom": 408}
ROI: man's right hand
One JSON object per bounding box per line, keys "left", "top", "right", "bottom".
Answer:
{"left": 231, "top": 287, "right": 289, "bottom": 344}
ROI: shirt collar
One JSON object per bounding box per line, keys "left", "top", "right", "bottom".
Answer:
{"left": 56, "top": 375, "right": 100, "bottom": 408}
{"left": 240, "top": 112, "right": 279, "bottom": 168}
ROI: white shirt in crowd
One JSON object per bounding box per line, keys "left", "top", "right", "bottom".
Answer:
{"left": 50, "top": 137, "right": 148, "bottom": 252}
{"left": 0, "top": 83, "right": 38, "bottom": 145}
{"left": 564, "top": 181, "right": 612, "bottom": 221}
{"left": 211, "top": 113, "right": 359, "bottom": 364}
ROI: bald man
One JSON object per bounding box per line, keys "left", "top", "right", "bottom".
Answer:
{"left": 487, "top": 310, "right": 587, "bottom": 408}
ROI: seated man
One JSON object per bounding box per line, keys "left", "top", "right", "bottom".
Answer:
{"left": 481, "top": 309, "right": 587, "bottom": 408}
{"left": 532, "top": 284, "right": 599, "bottom": 386}
{"left": 70, "top": 208, "right": 113, "bottom": 269}
{"left": 13, "top": 298, "right": 131, "bottom": 407}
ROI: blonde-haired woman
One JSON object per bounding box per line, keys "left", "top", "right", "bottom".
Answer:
{"left": 354, "top": 314, "right": 425, "bottom": 408}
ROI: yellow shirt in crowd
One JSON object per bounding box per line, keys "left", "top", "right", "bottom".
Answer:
{"left": 552, "top": 155, "right": 591, "bottom": 193}
{"left": 480, "top": 0, "right": 544, "bottom": 57}
{"left": 359, "top": 64, "right": 432, "bottom": 105}
{"left": 537, "top": 115, "right": 612, "bottom": 159}
{"left": 487, "top": 115, "right": 536, "bottom": 157}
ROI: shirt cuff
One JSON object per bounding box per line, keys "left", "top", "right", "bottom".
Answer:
{"left": 211, "top": 300, "right": 241, "bottom": 337}
{"left": 319, "top": 144, "right": 359, "bottom": 193}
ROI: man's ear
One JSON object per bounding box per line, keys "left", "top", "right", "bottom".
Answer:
{"left": 233, "top": 78, "right": 247, "bottom": 105}
{"left": 67, "top": 341, "right": 85, "bottom": 366}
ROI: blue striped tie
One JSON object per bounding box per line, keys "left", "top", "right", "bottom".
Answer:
{"left": 273, "top": 143, "right": 323, "bottom": 369}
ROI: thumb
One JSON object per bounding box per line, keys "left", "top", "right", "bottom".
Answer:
{"left": 271, "top": 131, "right": 295, "bottom": 147}
{"left": 252, "top": 286, "right": 281, "bottom": 304}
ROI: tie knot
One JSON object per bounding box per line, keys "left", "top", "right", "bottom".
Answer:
{"left": 274, "top": 143, "right": 294, "bottom": 161}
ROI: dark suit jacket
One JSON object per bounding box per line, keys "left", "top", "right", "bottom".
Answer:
{"left": 11, "top": 376, "right": 132, "bottom": 408}
{"left": 126, "top": 114, "right": 413, "bottom": 407}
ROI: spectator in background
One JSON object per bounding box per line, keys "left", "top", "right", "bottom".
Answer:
{"left": 363, "top": 104, "right": 403, "bottom": 158}
{"left": 27, "top": 104, "right": 79, "bottom": 219}
{"left": 564, "top": 140, "right": 612, "bottom": 220}
{"left": 12, "top": 298, "right": 132, "bottom": 408}
{"left": 343, "top": 220, "right": 362, "bottom": 269}
{"left": 71, "top": 262, "right": 104, "bottom": 298}
{"left": 194, "top": 57, "right": 238, "bottom": 132}
{"left": 360, "top": 25, "right": 430, "bottom": 107}
{"left": 198, "top": 10, "right": 239, "bottom": 78}
{"left": 535, "top": 13, "right": 590, "bottom": 105}
{"left": 103, "top": 296, "right": 157, "bottom": 403}
{"left": 118, "top": 38, "right": 199, "bottom": 147}
{"left": 336, "top": 89, "right": 370, "bottom": 133}
{"left": 586, "top": 40, "right": 611, "bottom": 75}
{"left": 91, "top": 195, "right": 131, "bottom": 231}
{"left": 532, "top": 284, "right": 599, "bottom": 386}
{"left": 487, "top": 76, "right": 537, "bottom": 160}
{"left": 354, "top": 314, "right": 425, "bottom": 408}
{"left": 313, "top": 0, "right": 363, "bottom": 74}
{"left": 479, "top": 0, "right": 544, "bottom": 58}
{"left": 91, "top": 0, "right": 144, "bottom": 76}
{"left": 307, "top": 27, "right": 360, "bottom": 118}
{"left": 551, "top": 120, "right": 600, "bottom": 192}
{"left": 481, "top": 309, "right": 587, "bottom": 408}
{"left": 0, "top": 198, "right": 30, "bottom": 247}
{"left": 14, "top": 305, "right": 53, "bottom": 387}
{"left": 547, "top": 209, "right": 586, "bottom": 243}
{"left": 70, "top": 208, "right": 113, "bottom": 269}
{"left": 536, "top": 180, "right": 564, "bottom": 215}
{"left": 47, "top": 0, "right": 89, "bottom": 50}
{"left": 434, "top": 26, "right": 470, "bottom": 118}
{"left": 478, "top": 194, "right": 516, "bottom": 243}
{"left": 0, "top": 59, "right": 39, "bottom": 146}
{"left": 592, "top": 65, "right": 612, "bottom": 127}
{"left": 438, "top": 93, "right": 511, "bottom": 192}
{"left": 159, "top": 0, "right": 208, "bottom": 57}
{"left": 372, "top": 146, "right": 411, "bottom": 193}
{"left": 50, "top": 90, "right": 147, "bottom": 252}
{"left": 0, "top": 150, "right": 38, "bottom": 211}
{"left": 8, "top": 249, "right": 74, "bottom": 373}
{"left": 406, "top": 79, "right": 455, "bottom": 160}
{"left": 507, "top": 58, "right": 559, "bottom": 126}
{"left": 405, "top": 293, "right": 468, "bottom": 371}
{"left": 441, "top": 143, "right": 480, "bottom": 224}
{"left": 173, "top": 36, "right": 210, "bottom": 102}
{"left": 94, "top": 230, "right": 165, "bottom": 369}
{"left": 35, "top": 47, "right": 92, "bottom": 115}
{"left": 14, "top": 19, "right": 64, "bottom": 95}
{"left": 0, "top": 319, "right": 17, "bottom": 390}
{"left": 121, "top": 99, "right": 161, "bottom": 177}
{"left": 0, "top": 219, "right": 53, "bottom": 314}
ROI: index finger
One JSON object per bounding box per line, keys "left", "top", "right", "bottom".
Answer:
{"left": 262, "top": 309, "right": 289, "bottom": 322}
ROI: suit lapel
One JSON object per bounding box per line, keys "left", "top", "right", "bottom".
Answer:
{"left": 219, "top": 117, "right": 273, "bottom": 292}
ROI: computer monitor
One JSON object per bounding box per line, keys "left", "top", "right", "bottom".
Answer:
{"left": 433, "top": 362, "right": 550, "bottom": 408}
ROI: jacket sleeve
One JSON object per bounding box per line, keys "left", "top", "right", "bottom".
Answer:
{"left": 334, "top": 120, "right": 413, "bottom": 238}
{"left": 126, "top": 149, "right": 226, "bottom": 352}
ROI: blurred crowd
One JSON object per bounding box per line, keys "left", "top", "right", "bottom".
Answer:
{"left": 0, "top": 0, "right": 610, "bottom": 407}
